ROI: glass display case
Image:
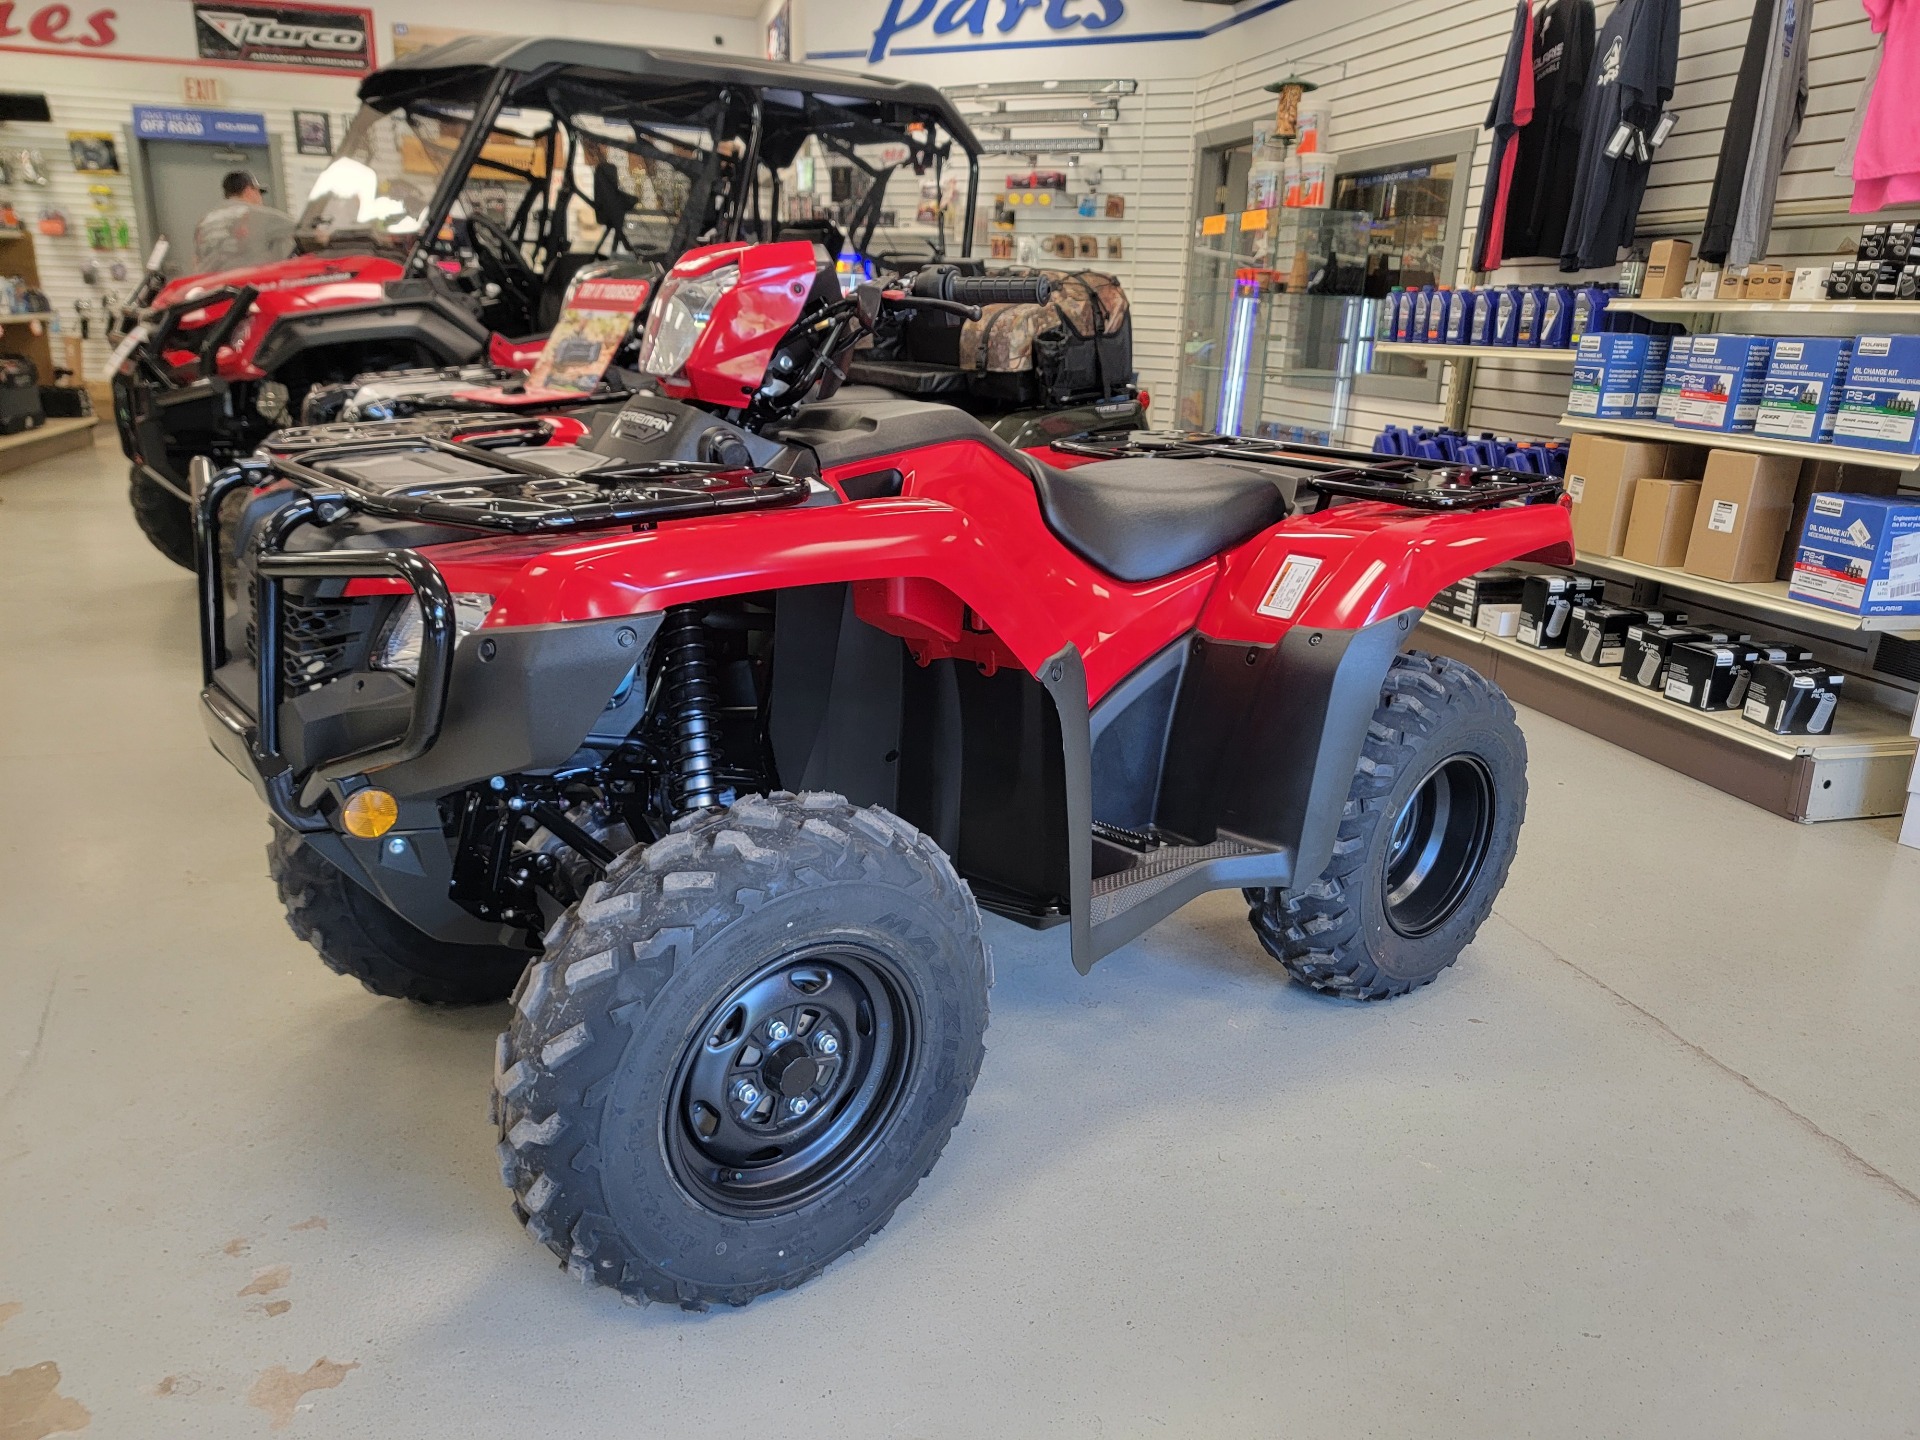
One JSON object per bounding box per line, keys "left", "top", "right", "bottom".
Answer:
{"left": 1174, "top": 129, "right": 1478, "bottom": 443}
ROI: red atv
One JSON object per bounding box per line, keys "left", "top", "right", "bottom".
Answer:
{"left": 110, "top": 37, "right": 995, "bottom": 568}
{"left": 193, "top": 239, "right": 1572, "bottom": 1309}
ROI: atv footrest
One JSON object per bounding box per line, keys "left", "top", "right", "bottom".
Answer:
{"left": 1087, "top": 834, "right": 1290, "bottom": 957}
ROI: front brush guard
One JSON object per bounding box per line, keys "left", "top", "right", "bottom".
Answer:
{"left": 195, "top": 458, "right": 457, "bottom": 832}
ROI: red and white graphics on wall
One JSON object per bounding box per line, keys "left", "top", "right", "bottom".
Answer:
{"left": 192, "top": 2, "right": 374, "bottom": 73}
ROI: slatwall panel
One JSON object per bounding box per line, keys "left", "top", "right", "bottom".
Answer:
{"left": 1157, "top": 0, "right": 1896, "bottom": 450}
{"left": 932, "top": 78, "right": 1196, "bottom": 405}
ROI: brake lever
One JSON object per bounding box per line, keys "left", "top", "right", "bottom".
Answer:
{"left": 882, "top": 293, "right": 982, "bottom": 322}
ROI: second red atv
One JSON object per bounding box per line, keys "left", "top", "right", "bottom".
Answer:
{"left": 192, "top": 240, "right": 1572, "bottom": 1310}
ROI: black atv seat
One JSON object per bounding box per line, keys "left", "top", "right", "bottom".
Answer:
{"left": 777, "top": 396, "right": 1301, "bottom": 582}
{"left": 1023, "top": 455, "right": 1302, "bottom": 582}
{"left": 843, "top": 357, "right": 971, "bottom": 397}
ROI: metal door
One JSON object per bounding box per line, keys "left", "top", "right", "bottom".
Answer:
{"left": 137, "top": 139, "right": 277, "bottom": 277}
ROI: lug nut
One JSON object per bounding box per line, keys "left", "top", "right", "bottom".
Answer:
{"left": 732, "top": 1081, "right": 760, "bottom": 1107}
{"left": 766, "top": 1019, "right": 791, "bottom": 1043}
{"left": 814, "top": 1032, "right": 838, "bottom": 1056}
{"left": 788, "top": 1096, "right": 809, "bottom": 1117}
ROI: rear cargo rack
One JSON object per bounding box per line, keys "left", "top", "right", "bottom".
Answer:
{"left": 1051, "top": 430, "right": 1565, "bottom": 512}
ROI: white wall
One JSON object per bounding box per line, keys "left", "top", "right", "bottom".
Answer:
{"left": 797, "top": 0, "right": 1895, "bottom": 444}
{"left": 0, "top": 0, "right": 758, "bottom": 381}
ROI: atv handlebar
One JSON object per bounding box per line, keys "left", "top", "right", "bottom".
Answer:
{"left": 942, "top": 274, "right": 1053, "bottom": 308}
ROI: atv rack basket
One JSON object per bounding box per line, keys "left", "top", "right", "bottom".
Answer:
{"left": 1051, "top": 431, "right": 1566, "bottom": 512}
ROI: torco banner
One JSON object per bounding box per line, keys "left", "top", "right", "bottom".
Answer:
{"left": 192, "top": 2, "right": 374, "bottom": 73}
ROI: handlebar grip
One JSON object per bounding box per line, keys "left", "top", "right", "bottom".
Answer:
{"left": 945, "top": 275, "right": 1052, "bottom": 308}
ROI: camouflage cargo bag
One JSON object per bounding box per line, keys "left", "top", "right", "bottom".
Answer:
{"left": 957, "top": 268, "right": 1133, "bottom": 405}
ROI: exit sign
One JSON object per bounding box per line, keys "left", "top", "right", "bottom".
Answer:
{"left": 182, "top": 76, "right": 223, "bottom": 105}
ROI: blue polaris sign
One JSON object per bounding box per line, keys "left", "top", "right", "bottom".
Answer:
{"left": 133, "top": 106, "right": 270, "bottom": 147}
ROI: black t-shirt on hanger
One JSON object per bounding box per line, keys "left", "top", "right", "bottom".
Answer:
{"left": 1701, "top": 0, "right": 1774, "bottom": 263}
{"left": 1505, "top": 0, "right": 1596, "bottom": 260}
{"left": 1560, "top": 0, "right": 1681, "bottom": 271}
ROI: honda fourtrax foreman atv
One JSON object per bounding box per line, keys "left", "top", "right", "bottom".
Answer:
{"left": 193, "top": 239, "right": 1572, "bottom": 1309}
{"left": 111, "top": 37, "right": 1009, "bottom": 569}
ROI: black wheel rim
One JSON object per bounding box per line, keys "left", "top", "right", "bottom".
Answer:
{"left": 665, "top": 945, "right": 917, "bottom": 1217}
{"left": 1382, "top": 754, "right": 1496, "bottom": 939}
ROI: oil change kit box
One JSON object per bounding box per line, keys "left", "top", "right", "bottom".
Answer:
{"left": 1832, "top": 335, "right": 1920, "bottom": 454}
{"left": 1787, "top": 492, "right": 1920, "bottom": 618}
{"left": 1570, "top": 334, "right": 1668, "bottom": 420}
{"left": 1672, "top": 335, "right": 1774, "bottom": 433}
{"left": 1754, "top": 338, "right": 1854, "bottom": 442}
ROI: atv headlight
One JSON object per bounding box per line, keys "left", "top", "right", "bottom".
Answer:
{"left": 372, "top": 592, "right": 495, "bottom": 680}
{"left": 637, "top": 263, "right": 738, "bottom": 378}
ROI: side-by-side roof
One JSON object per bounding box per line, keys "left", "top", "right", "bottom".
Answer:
{"left": 360, "top": 36, "right": 979, "bottom": 157}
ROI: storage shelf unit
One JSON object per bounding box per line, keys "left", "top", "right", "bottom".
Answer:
{"left": 1571, "top": 552, "right": 1920, "bottom": 639}
{"left": 0, "top": 415, "right": 98, "bottom": 475}
{"left": 1557, "top": 413, "right": 1920, "bottom": 472}
{"left": 1611, "top": 297, "right": 1920, "bottom": 319}
{"left": 1417, "top": 613, "right": 1917, "bottom": 822}
{"left": 1375, "top": 342, "right": 1577, "bottom": 362}
{"left": 0, "top": 312, "right": 53, "bottom": 326}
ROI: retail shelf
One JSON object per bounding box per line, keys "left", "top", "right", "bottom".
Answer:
{"left": 1557, "top": 413, "right": 1920, "bottom": 472}
{"left": 1611, "top": 297, "right": 1920, "bottom": 320}
{"left": 0, "top": 228, "right": 29, "bottom": 240}
{"left": 1569, "top": 552, "right": 1920, "bottom": 640}
{"left": 0, "top": 312, "right": 52, "bottom": 326}
{"left": 1374, "top": 342, "right": 1578, "bottom": 362}
{"left": 1417, "top": 612, "right": 1917, "bottom": 822}
{"left": 0, "top": 415, "right": 96, "bottom": 475}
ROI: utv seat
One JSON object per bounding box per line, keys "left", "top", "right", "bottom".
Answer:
{"left": 1024, "top": 456, "right": 1303, "bottom": 583}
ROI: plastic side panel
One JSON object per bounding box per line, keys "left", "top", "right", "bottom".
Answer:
{"left": 1197, "top": 499, "right": 1575, "bottom": 643}
{"left": 680, "top": 240, "right": 817, "bottom": 408}
{"left": 423, "top": 438, "right": 1217, "bottom": 704}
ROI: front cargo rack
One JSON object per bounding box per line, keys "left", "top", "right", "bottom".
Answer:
{"left": 1051, "top": 430, "right": 1566, "bottom": 512}
{"left": 256, "top": 424, "right": 811, "bottom": 537}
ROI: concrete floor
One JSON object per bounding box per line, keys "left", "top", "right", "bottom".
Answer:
{"left": 4, "top": 437, "right": 1920, "bottom": 1439}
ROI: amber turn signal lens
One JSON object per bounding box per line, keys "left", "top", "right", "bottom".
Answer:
{"left": 341, "top": 788, "right": 399, "bottom": 839}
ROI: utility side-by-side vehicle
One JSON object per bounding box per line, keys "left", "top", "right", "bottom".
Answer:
{"left": 193, "top": 238, "right": 1573, "bottom": 1309}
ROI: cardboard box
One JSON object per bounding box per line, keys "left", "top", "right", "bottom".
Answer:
{"left": 1832, "top": 335, "right": 1920, "bottom": 455}
{"left": 1566, "top": 434, "right": 1680, "bottom": 557}
{"left": 1683, "top": 450, "right": 1803, "bottom": 582}
{"left": 1475, "top": 603, "right": 1521, "bottom": 638}
{"left": 1754, "top": 338, "right": 1854, "bottom": 443}
{"left": 1672, "top": 335, "right": 1775, "bottom": 433}
{"left": 1623, "top": 477, "right": 1702, "bottom": 566}
{"left": 1645, "top": 238, "right": 1693, "bottom": 299}
{"left": 1787, "top": 493, "right": 1920, "bottom": 618}
{"left": 1565, "top": 604, "right": 1647, "bottom": 667}
{"left": 1790, "top": 266, "right": 1829, "bottom": 300}
{"left": 1665, "top": 640, "right": 1758, "bottom": 711}
{"left": 1569, "top": 333, "right": 1670, "bottom": 420}
{"left": 1440, "top": 569, "right": 1528, "bottom": 625}
{"left": 1620, "top": 625, "right": 1733, "bottom": 690}
{"left": 1516, "top": 573, "right": 1605, "bottom": 648}
{"left": 1741, "top": 661, "right": 1845, "bottom": 736}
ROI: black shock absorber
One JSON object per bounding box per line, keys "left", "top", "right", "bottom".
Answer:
{"left": 656, "top": 604, "right": 725, "bottom": 817}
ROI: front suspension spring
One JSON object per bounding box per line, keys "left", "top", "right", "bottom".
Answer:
{"left": 657, "top": 604, "right": 725, "bottom": 817}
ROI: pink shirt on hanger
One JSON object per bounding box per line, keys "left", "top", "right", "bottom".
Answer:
{"left": 1855, "top": 0, "right": 1920, "bottom": 211}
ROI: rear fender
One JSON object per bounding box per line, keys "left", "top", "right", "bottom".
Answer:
{"left": 1197, "top": 497, "right": 1575, "bottom": 643}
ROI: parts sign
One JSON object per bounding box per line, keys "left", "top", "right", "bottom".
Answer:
{"left": 192, "top": 2, "right": 373, "bottom": 73}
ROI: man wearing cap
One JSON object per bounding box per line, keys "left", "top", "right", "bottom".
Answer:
{"left": 192, "top": 169, "right": 296, "bottom": 273}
